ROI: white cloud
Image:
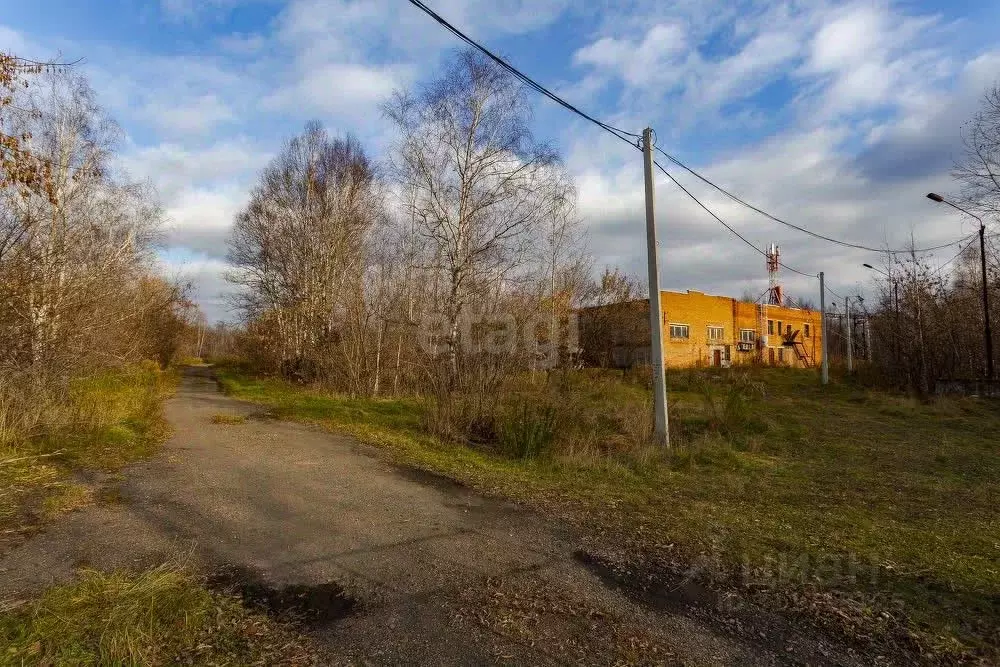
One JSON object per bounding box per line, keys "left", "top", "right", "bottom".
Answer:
{"left": 162, "top": 186, "right": 246, "bottom": 258}
{"left": 573, "top": 23, "right": 689, "bottom": 90}
{"left": 808, "top": 5, "right": 884, "bottom": 73}
{"left": 119, "top": 139, "right": 270, "bottom": 264}
{"left": 142, "top": 94, "right": 235, "bottom": 136}
{"left": 262, "top": 63, "right": 412, "bottom": 117}
{"left": 573, "top": 23, "right": 687, "bottom": 85}
{"left": 797, "top": 3, "right": 944, "bottom": 119}
{"left": 689, "top": 29, "right": 801, "bottom": 110}
{"left": 214, "top": 32, "right": 268, "bottom": 55}
{"left": 157, "top": 253, "right": 237, "bottom": 322}
{"left": 121, "top": 139, "right": 267, "bottom": 198}
{"left": 0, "top": 25, "right": 30, "bottom": 55}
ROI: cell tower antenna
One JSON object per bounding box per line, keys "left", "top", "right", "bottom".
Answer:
{"left": 766, "top": 243, "right": 783, "bottom": 306}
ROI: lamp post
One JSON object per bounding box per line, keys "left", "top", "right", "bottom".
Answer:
{"left": 926, "top": 193, "right": 993, "bottom": 379}
{"left": 863, "top": 264, "right": 899, "bottom": 321}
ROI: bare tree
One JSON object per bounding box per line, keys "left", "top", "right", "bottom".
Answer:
{"left": 955, "top": 84, "right": 1000, "bottom": 220}
{"left": 227, "top": 123, "right": 385, "bottom": 392}
{"left": 0, "top": 67, "right": 164, "bottom": 378}
{"left": 385, "top": 49, "right": 573, "bottom": 392}
{"left": 0, "top": 61, "right": 192, "bottom": 445}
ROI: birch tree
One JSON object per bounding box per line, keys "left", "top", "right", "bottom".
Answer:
{"left": 227, "top": 123, "right": 385, "bottom": 390}
{"left": 385, "top": 49, "right": 572, "bottom": 391}
{"left": 0, "top": 66, "right": 163, "bottom": 378}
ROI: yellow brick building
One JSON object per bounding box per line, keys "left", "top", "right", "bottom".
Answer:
{"left": 581, "top": 289, "right": 824, "bottom": 369}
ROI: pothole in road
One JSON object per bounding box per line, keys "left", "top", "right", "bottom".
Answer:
{"left": 207, "top": 564, "right": 358, "bottom": 628}
{"left": 573, "top": 549, "right": 717, "bottom": 611}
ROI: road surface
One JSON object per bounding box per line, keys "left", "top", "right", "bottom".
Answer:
{"left": 0, "top": 367, "right": 858, "bottom": 665}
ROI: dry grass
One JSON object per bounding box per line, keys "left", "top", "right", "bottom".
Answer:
{"left": 211, "top": 413, "right": 248, "bottom": 425}
{"left": 453, "top": 576, "right": 678, "bottom": 665}
{"left": 0, "top": 363, "right": 177, "bottom": 546}
{"left": 41, "top": 483, "right": 93, "bottom": 519}
{"left": 0, "top": 564, "right": 319, "bottom": 665}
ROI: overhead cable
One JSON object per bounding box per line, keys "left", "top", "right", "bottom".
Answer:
{"left": 406, "top": 0, "right": 641, "bottom": 148}
{"left": 652, "top": 159, "right": 815, "bottom": 278}
{"left": 654, "top": 146, "right": 971, "bottom": 255}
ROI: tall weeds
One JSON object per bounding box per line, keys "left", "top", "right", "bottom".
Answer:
{"left": 0, "top": 363, "right": 174, "bottom": 541}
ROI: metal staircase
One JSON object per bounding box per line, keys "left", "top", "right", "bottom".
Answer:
{"left": 784, "top": 329, "right": 813, "bottom": 367}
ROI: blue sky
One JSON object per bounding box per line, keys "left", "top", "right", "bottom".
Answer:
{"left": 4, "top": 0, "right": 999, "bottom": 320}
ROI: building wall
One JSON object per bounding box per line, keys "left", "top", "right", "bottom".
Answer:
{"left": 655, "top": 290, "right": 824, "bottom": 369}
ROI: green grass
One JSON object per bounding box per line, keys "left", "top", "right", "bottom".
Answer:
{"left": 217, "top": 366, "right": 1000, "bottom": 660}
{"left": 0, "top": 363, "right": 177, "bottom": 543}
{"left": 0, "top": 564, "right": 315, "bottom": 665}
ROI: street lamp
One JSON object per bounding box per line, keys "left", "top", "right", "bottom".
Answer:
{"left": 926, "top": 193, "right": 993, "bottom": 379}
{"left": 862, "top": 263, "right": 885, "bottom": 277}
{"left": 862, "top": 263, "right": 899, "bottom": 314}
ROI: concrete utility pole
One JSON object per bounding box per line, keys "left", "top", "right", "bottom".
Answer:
{"left": 820, "top": 272, "right": 829, "bottom": 385}
{"left": 978, "top": 223, "right": 994, "bottom": 378}
{"left": 865, "top": 317, "right": 873, "bottom": 363}
{"left": 642, "top": 128, "right": 669, "bottom": 447}
{"left": 845, "top": 296, "right": 854, "bottom": 373}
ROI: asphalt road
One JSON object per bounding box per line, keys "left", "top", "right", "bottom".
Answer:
{"left": 0, "top": 367, "right": 851, "bottom": 665}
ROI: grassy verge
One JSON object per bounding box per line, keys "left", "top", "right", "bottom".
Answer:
{"left": 0, "top": 564, "right": 316, "bottom": 665}
{"left": 0, "top": 367, "right": 327, "bottom": 665}
{"left": 0, "top": 362, "right": 177, "bottom": 546}
{"left": 217, "top": 366, "right": 1000, "bottom": 661}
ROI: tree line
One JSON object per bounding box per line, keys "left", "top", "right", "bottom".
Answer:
{"left": 227, "top": 49, "right": 1000, "bottom": 411}
{"left": 0, "top": 55, "right": 195, "bottom": 444}
{"left": 226, "top": 50, "right": 644, "bottom": 437}
{"left": 858, "top": 85, "right": 1000, "bottom": 394}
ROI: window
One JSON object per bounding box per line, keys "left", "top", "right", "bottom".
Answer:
{"left": 669, "top": 324, "right": 689, "bottom": 339}
{"left": 740, "top": 329, "right": 756, "bottom": 343}
{"left": 786, "top": 324, "right": 792, "bottom": 336}
{"left": 767, "top": 320, "right": 774, "bottom": 334}
{"left": 777, "top": 321, "right": 783, "bottom": 337}
{"left": 778, "top": 348, "right": 785, "bottom": 363}
{"left": 707, "top": 326, "right": 724, "bottom": 341}
{"left": 804, "top": 323, "right": 811, "bottom": 338}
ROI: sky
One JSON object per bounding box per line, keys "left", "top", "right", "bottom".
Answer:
{"left": 3, "top": 0, "right": 999, "bottom": 321}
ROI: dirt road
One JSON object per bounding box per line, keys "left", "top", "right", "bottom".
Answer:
{"left": 0, "top": 368, "right": 855, "bottom": 665}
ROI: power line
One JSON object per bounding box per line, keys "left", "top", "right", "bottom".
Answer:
{"left": 408, "top": 0, "right": 973, "bottom": 291}
{"left": 654, "top": 146, "right": 971, "bottom": 255}
{"left": 652, "top": 159, "right": 815, "bottom": 278}
{"left": 931, "top": 233, "right": 980, "bottom": 276}
{"left": 406, "top": 0, "right": 641, "bottom": 148}
{"left": 408, "top": 0, "right": 971, "bottom": 261}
